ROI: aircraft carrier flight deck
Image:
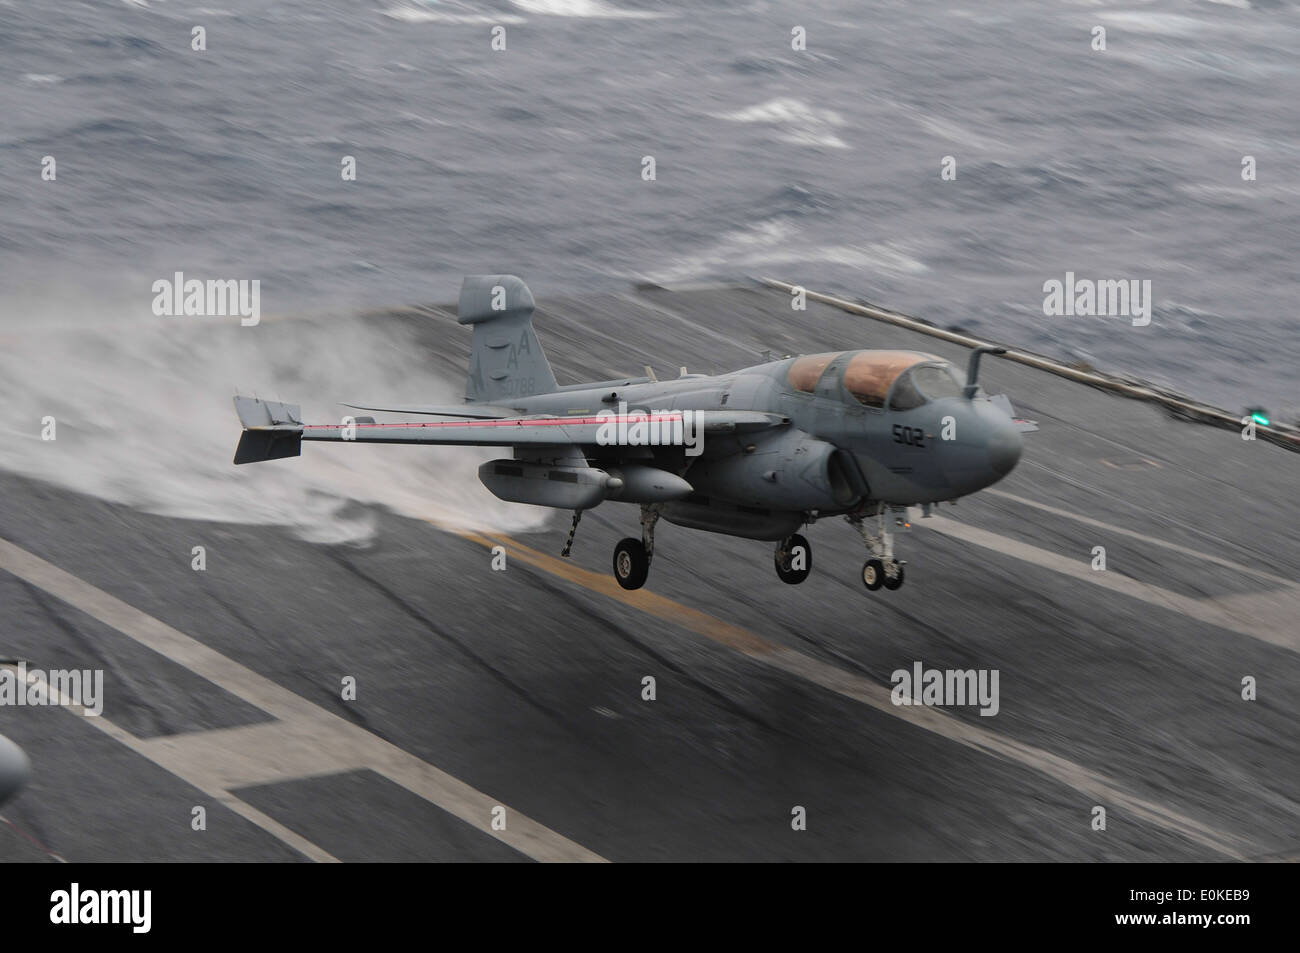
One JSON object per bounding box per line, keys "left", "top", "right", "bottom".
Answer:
{"left": 1, "top": 282, "right": 1296, "bottom": 862}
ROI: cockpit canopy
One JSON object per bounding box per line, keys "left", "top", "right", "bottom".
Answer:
{"left": 787, "top": 350, "right": 964, "bottom": 410}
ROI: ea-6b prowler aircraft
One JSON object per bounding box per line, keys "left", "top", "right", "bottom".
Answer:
{"left": 233, "top": 276, "right": 1035, "bottom": 592}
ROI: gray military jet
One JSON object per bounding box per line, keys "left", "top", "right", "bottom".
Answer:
{"left": 234, "top": 276, "right": 1034, "bottom": 592}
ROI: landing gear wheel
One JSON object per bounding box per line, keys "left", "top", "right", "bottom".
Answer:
{"left": 862, "top": 558, "right": 885, "bottom": 591}
{"left": 613, "top": 537, "right": 650, "bottom": 590}
{"left": 882, "top": 562, "right": 905, "bottom": 591}
{"left": 774, "top": 533, "right": 812, "bottom": 585}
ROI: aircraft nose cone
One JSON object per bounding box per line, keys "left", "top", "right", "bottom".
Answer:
{"left": 0, "top": 733, "right": 29, "bottom": 806}
{"left": 987, "top": 424, "right": 1022, "bottom": 477}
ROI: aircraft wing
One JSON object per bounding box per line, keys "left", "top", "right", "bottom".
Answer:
{"left": 233, "top": 396, "right": 786, "bottom": 464}
{"left": 987, "top": 393, "right": 1039, "bottom": 434}
{"left": 340, "top": 402, "right": 517, "bottom": 419}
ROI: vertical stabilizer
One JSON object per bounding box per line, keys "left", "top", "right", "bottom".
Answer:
{"left": 458, "top": 275, "right": 557, "bottom": 402}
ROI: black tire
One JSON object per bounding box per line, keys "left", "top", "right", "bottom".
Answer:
{"left": 775, "top": 533, "right": 812, "bottom": 585}
{"left": 882, "top": 562, "right": 905, "bottom": 591}
{"left": 862, "top": 558, "right": 885, "bottom": 591}
{"left": 613, "top": 537, "right": 650, "bottom": 590}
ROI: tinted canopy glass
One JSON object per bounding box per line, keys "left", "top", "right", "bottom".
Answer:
{"left": 912, "top": 364, "right": 964, "bottom": 400}
{"left": 888, "top": 372, "right": 925, "bottom": 411}
{"left": 890, "top": 363, "right": 964, "bottom": 409}
{"left": 786, "top": 353, "right": 839, "bottom": 393}
{"left": 844, "top": 351, "right": 940, "bottom": 408}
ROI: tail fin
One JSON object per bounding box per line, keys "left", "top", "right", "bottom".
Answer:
{"left": 458, "top": 275, "right": 557, "bottom": 403}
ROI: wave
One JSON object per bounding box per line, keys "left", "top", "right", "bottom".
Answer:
{"left": 715, "top": 97, "right": 849, "bottom": 149}
{"left": 647, "top": 220, "right": 928, "bottom": 284}
{"left": 383, "top": 1, "right": 527, "bottom": 25}
{"left": 509, "top": 0, "right": 669, "bottom": 18}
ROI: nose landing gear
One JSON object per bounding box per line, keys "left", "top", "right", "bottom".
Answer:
{"left": 848, "top": 507, "right": 906, "bottom": 593}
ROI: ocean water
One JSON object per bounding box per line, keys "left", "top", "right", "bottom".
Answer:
{"left": 0, "top": 0, "right": 1296, "bottom": 537}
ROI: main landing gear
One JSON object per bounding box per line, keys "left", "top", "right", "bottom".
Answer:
{"left": 561, "top": 504, "right": 662, "bottom": 591}
{"left": 773, "top": 533, "right": 812, "bottom": 585}
{"left": 568, "top": 503, "right": 907, "bottom": 594}
{"left": 848, "top": 507, "right": 906, "bottom": 593}
{"left": 560, "top": 504, "right": 658, "bottom": 591}
{"left": 612, "top": 504, "right": 661, "bottom": 591}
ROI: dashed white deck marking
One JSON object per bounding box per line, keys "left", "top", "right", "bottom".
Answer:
{"left": 987, "top": 488, "right": 1299, "bottom": 590}
{"left": 922, "top": 516, "right": 1299, "bottom": 654}
{"left": 0, "top": 536, "right": 606, "bottom": 863}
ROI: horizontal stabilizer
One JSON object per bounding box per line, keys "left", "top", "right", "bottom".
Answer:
{"left": 233, "top": 396, "right": 304, "bottom": 464}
